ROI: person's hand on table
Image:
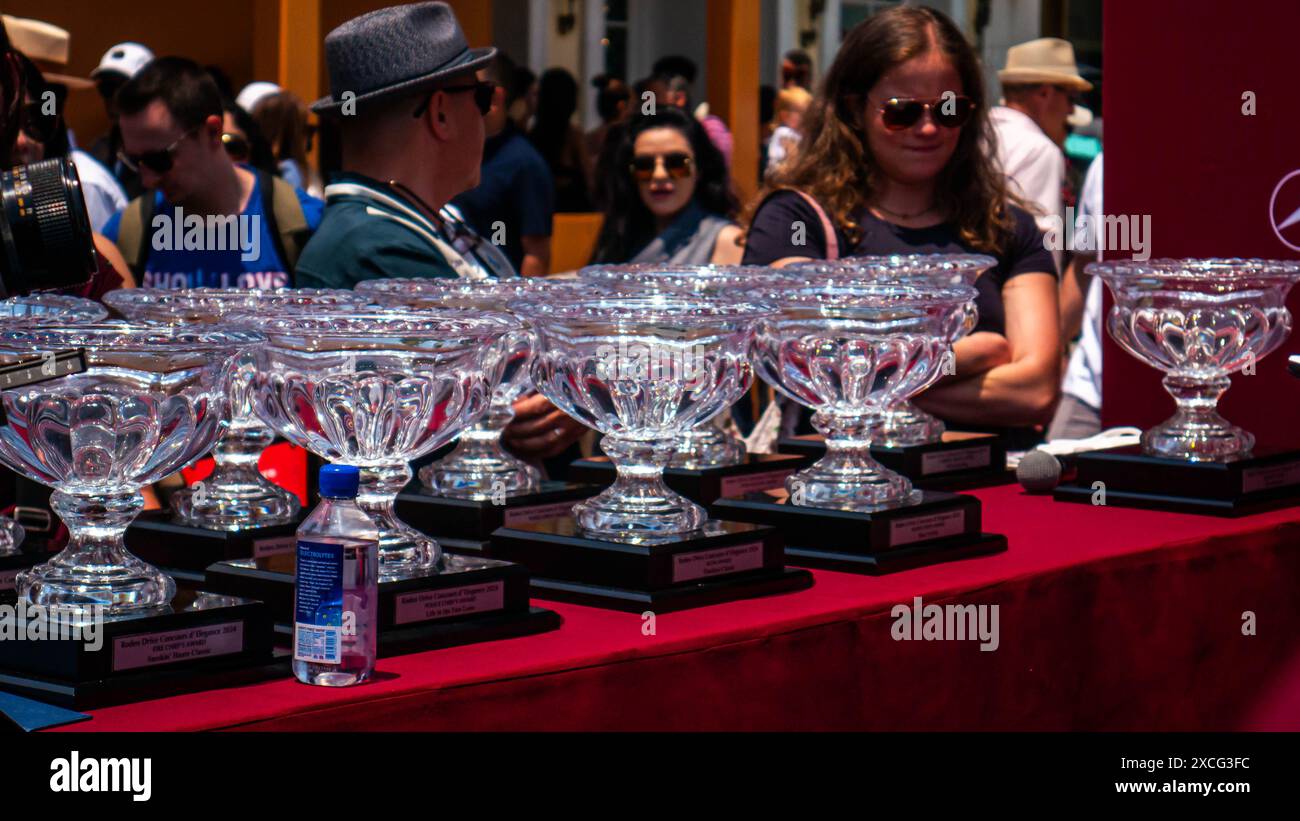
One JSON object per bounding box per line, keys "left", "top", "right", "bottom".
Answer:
{"left": 502, "top": 393, "right": 587, "bottom": 460}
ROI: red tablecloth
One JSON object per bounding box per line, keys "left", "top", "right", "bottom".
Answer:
{"left": 54, "top": 484, "right": 1300, "bottom": 731}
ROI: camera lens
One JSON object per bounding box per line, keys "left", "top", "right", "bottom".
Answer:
{"left": 0, "top": 157, "right": 97, "bottom": 297}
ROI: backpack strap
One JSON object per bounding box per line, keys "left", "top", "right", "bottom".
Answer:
{"left": 114, "top": 192, "right": 157, "bottom": 281}
{"left": 790, "top": 190, "right": 841, "bottom": 260}
{"left": 258, "top": 170, "right": 310, "bottom": 277}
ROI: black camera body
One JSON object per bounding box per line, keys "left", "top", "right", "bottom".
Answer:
{"left": 0, "top": 157, "right": 97, "bottom": 298}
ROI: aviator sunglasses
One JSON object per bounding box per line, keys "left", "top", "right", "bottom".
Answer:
{"left": 629, "top": 152, "right": 694, "bottom": 182}
{"left": 118, "top": 126, "right": 201, "bottom": 174}
{"left": 878, "top": 95, "right": 975, "bottom": 131}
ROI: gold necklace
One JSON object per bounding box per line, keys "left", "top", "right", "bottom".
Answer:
{"left": 873, "top": 201, "right": 937, "bottom": 221}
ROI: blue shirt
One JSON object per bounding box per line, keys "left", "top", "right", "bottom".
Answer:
{"left": 451, "top": 124, "right": 554, "bottom": 270}
{"left": 103, "top": 171, "right": 324, "bottom": 289}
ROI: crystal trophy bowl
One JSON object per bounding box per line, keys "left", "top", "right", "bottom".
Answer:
{"left": 0, "top": 294, "right": 110, "bottom": 324}
{"left": 1091, "top": 257, "right": 1300, "bottom": 461}
{"left": 0, "top": 323, "right": 259, "bottom": 612}
{"left": 237, "top": 309, "right": 522, "bottom": 575}
{"left": 578, "top": 264, "right": 802, "bottom": 469}
{"left": 509, "top": 294, "right": 776, "bottom": 539}
{"left": 0, "top": 295, "right": 111, "bottom": 555}
{"left": 789, "top": 254, "right": 994, "bottom": 446}
{"left": 355, "top": 278, "right": 586, "bottom": 499}
{"left": 751, "top": 281, "right": 978, "bottom": 510}
{"left": 104, "top": 287, "right": 371, "bottom": 529}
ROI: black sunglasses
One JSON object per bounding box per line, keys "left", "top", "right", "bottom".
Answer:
{"left": 878, "top": 95, "right": 975, "bottom": 131}
{"left": 118, "top": 126, "right": 201, "bottom": 174}
{"left": 629, "top": 152, "right": 694, "bottom": 181}
{"left": 413, "top": 80, "right": 496, "bottom": 119}
{"left": 221, "top": 132, "right": 251, "bottom": 162}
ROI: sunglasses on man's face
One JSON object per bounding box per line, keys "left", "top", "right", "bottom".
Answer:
{"left": 629, "top": 152, "right": 694, "bottom": 182}
{"left": 412, "top": 80, "right": 497, "bottom": 119}
{"left": 118, "top": 126, "right": 200, "bottom": 175}
{"left": 221, "top": 132, "right": 251, "bottom": 162}
{"left": 877, "top": 95, "right": 975, "bottom": 131}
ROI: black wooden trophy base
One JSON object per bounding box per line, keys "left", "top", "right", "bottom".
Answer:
{"left": 125, "top": 510, "right": 304, "bottom": 573}
{"left": 712, "top": 489, "right": 1006, "bottom": 575}
{"left": 777, "top": 432, "right": 1011, "bottom": 490}
{"left": 0, "top": 550, "right": 42, "bottom": 604}
{"left": 489, "top": 517, "right": 813, "bottom": 612}
{"left": 566, "top": 452, "right": 813, "bottom": 506}
{"left": 1052, "top": 445, "right": 1300, "bottom": 516}
{"left": 0, "top": 589, "right": 278, "bottom": 710}
{"left": 396, "top": 480, "right": 599, "bottom": 542}
{"left": 204, "top": 552, "right": 560, "bottom": 656}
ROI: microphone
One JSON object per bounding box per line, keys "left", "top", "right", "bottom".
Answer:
{"left": 1014, "top": 427, "right": 1144, "bottom": 494}
{"left": 1016, "top": 449, "right": 1076, "bottom": 493}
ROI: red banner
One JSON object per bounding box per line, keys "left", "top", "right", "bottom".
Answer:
{"left": 1102, "top": 0, "right": 1300, "bottom": 446}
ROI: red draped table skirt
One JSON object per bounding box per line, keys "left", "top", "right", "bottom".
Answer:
{"left": 52, "top": 483, "right": 1300, "bottom": 731}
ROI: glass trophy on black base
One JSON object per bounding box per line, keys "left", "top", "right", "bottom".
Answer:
{"left": 488, "top": 294, "right": 812, "bottom": 612}
{"left": 565, "top": 264, "right": 819, "bottom": 504}
{"left": 357, "top": 278, "right": 600, "bottom": 553}
{"left": 712, "top": 281, "right": 1007, "bottom": 574}
{"left": 204, "top": 308, "right": 560, "bottom": 647}
{"left": 0, "top": 324, "right": 279, "bottom": 709}
{"left": 776, "top": 256, "right": 1011, "bottom": 489}
{"left": 105, "top": 289, "right": 370, "bottom": 572}
{"left": 1053, "top": 259, "right": 1300, "bottom": 515}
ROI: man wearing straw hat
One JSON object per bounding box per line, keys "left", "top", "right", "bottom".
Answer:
{"left": 989, "top": 37, "right": 1093, "bottom": 251}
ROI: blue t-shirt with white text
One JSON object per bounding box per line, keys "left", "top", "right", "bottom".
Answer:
{"left": 103, "top": 172, "right": 324, "bottom": 289}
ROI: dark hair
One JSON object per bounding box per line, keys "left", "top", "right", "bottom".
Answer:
{"left": 746, "top": 6, "right": 1015, "bottom": 253}
{"left": 223, "top": 98, "right": 277, "bottom": 176}
{"left": 593, "top": 75, "right": 630, "bottom": 122}
{"left": 17, "top": 53, "right": 70, "bottom": 157}
{"left": 529, "top": 67, "right": 579, "bottom": 167}
{"left": 249, "top": 89, "right": 311, "bottom": 172}
{"left": 484, "top": 52, "right": 519, "bottom": 104}
{"left": 116, "top": 57, "right": 222, "bottom": 132}
{"left": 590, "top": 107, "right": 737, "bottom": 264}
{"left": 652, "top": 55, "right": 697, "bottom": 85}
{"left": 0, "top": 21, "right": 24, "bottom": 167}
{"left": 784, "top": 49, "right": 812, "bottom": 68}
{"left": 509, "top": 65, "right": 536, "bottom": 107}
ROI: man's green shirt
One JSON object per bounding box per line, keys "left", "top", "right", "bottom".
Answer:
{"left": 295, "top": 172, "right": 459, "bottom": 288}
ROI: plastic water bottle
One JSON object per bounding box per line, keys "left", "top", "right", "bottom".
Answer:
{"left": 292, "top": 464, "right": 380, "bottom": 687}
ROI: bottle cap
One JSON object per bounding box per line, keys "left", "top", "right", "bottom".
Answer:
{"left": 319, "top": 464, "right": 361, "bottom": 499}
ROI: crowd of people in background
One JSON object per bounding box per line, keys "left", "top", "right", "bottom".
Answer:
{"left": 0, "top": 0, "right": 1105, "bottom": 451}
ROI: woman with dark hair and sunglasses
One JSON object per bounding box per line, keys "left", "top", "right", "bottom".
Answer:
{"left": 590, "top": 106, "right": 743, "bottom": 266}
{"left": 743, "top": 6, "right": 1061, "bottom": 436}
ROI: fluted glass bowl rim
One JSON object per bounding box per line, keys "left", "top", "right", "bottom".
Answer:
{"left": 357, "top": 276, "right": 575, "bottom": 298}
{"left": 507, "top": 293, "right": 780, "bottom": 324}
{"left": 1088, "top": 257, "right": 1300, "bottom": 289}
{"left": 577, "top": 263, "right": 803, "bottom": 291}
{"left": 226, "top": 307, "right": 523, "bottom": 347}
{"left": 0, "top": 321, "right": 265, "bottom": 355}
{"left": 0, "top": 294, "right": 111, "bottom": 323}
{"left": 105, "top": 287, "right": 370, "bottom": 322}
{"left": 751, "top": 281, "right": 979, "bottom": 311}
{"left": 788, "top": 253, "right": 1000, "bottom": 280}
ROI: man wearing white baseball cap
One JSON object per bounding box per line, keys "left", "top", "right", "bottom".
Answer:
{"left": 88, "top": 41, "right": 156, "bottom": 200}
{"left": 989, "top": 37, "right": 1093, "bottom": 271}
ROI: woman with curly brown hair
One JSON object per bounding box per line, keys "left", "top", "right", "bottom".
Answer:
{"left": 743, "top": 6, "right": 1060, "bottom": 434}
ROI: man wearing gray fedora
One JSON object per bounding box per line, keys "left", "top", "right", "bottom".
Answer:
{"left": 296, "top": 1, "right": 501, "bottom": 287}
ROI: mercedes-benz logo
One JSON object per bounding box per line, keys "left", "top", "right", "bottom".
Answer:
{"left": 1269, "top": 169, "right": 1300, "bottom": 252}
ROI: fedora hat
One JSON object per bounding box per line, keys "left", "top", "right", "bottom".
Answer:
{"left": 312, "top": 1, "right": 496, "bottom": 117}
{"left": 998, "top": 37, "right": 1092, "bottom": 93}
{"left": 1, "top": 15, "right": 94, "bottom": 91}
